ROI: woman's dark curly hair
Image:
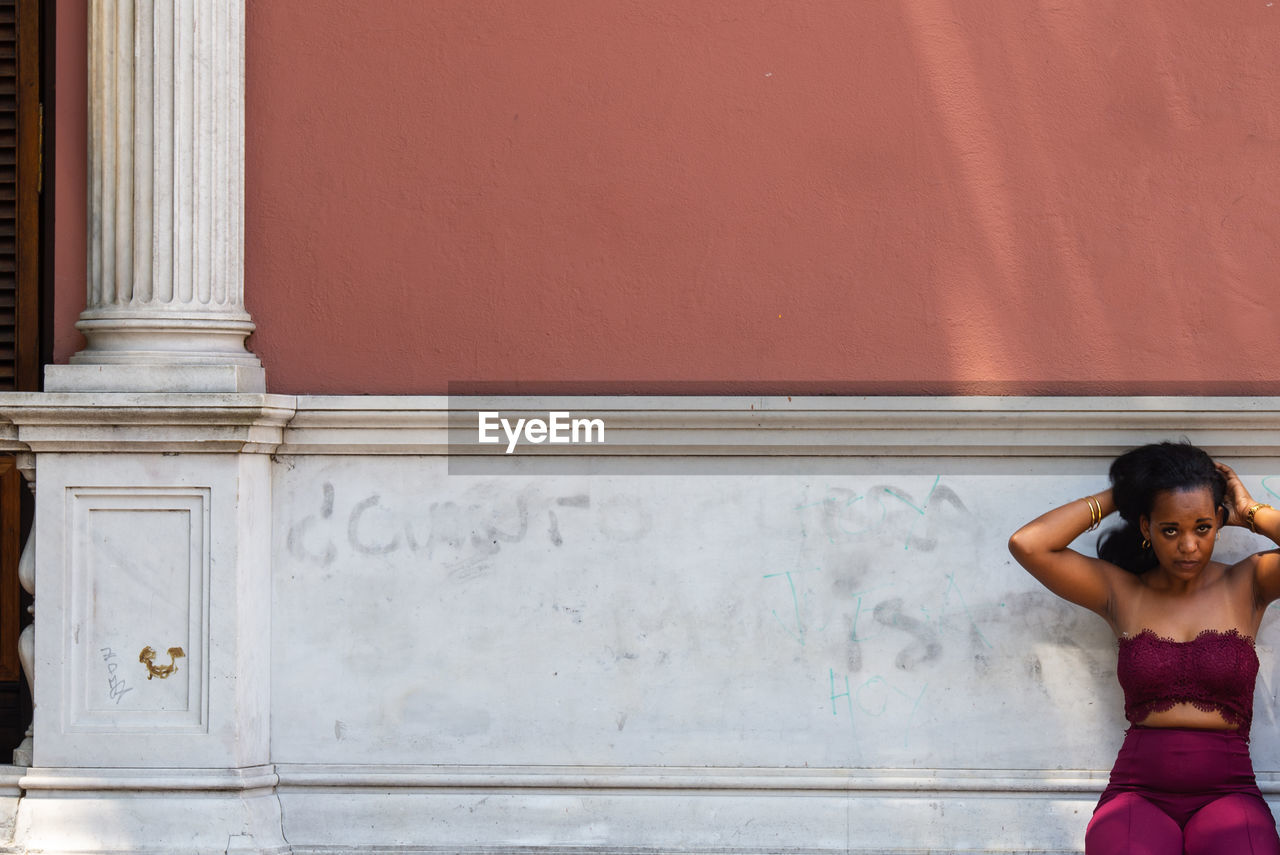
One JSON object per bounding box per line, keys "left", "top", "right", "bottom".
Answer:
{"left": 1097, "top": 441, "right": 1227, "bottom": 575}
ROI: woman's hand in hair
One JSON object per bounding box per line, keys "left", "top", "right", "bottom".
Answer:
{"left": 1216, "top": 461, "right": 1280, "bottom": 609}
{"left": 1215, "top": 462, "right": 1256, "bottom": 528}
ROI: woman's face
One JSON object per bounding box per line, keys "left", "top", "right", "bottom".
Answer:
{"left": 1140, "top": 486, "right": 1221, "bottom": 579}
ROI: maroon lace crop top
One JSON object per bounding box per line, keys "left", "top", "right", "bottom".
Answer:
{"left": 1117, "top": 628, "right": 1259, "bottom": 737}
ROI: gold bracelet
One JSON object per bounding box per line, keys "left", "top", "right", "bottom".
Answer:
{"left": 1246, "top": 502, "right": 1273, "bottom": 533}
{"left": 1085, "top": 495, "right": 1101, "bottom": 531}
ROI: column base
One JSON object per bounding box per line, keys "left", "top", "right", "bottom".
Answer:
{"left": 44, "top": 364, "right": 266, "bottom": 393}
{"left": 58, "top": 312, "right": 265, "bottom": 392}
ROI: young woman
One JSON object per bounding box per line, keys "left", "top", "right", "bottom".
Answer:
{"left": 1009, "top": 442, "right": 1280, "bottom": 854}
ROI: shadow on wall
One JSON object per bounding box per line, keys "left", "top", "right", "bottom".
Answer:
{"left": 235, "top": 0, "right": 1280, "bottom": 395}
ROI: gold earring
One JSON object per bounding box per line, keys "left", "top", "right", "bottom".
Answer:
{"left": 1141, "top": 538, "right": 1150, "bottom": 549}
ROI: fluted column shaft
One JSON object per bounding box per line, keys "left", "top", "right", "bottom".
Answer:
{"left": 48, "top": 0, "right": 263, "bottom": 392}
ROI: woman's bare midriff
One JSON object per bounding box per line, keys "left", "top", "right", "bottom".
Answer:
{"left": 1135, "top": 702, "right": 1239, "bottom": 731}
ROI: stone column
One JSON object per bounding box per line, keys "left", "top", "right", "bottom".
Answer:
{"left": 14, "top": 6, "right": 284, "bottom": 850}
{"left": 45, "top": 0, "right": 264, "bottom": 393}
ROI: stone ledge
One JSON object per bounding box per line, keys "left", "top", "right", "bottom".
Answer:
{"left": 1, "top": 393, "right": 1280, "bottom": 456}
{"left": 0, "top": 392, "right": 296, "bottom": 453}
{"left": 17, "top": 764, "right": 279, "bottom": 792}
{"left": 204, "top": 394, "right": 1280, "bottom": 456}
{"left": 274, "top": 763, "right": 1112, "bottom": 795}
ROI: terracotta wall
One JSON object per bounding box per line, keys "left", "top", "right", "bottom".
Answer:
{"left": 55, "top": 1, "right": 1280, "bottom": 395}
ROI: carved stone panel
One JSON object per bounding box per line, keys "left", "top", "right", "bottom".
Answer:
{"left": 66, "top": 487, "right": 209, "bottom": 733}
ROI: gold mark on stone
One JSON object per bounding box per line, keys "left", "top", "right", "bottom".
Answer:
{"left": 139, "top": 646, "right": 185, "bottom": 680}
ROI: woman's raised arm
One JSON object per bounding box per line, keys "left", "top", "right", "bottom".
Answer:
{"left": 1217, "top": 462, "right": 1280, "bottom": 607}
{"left": 1008, "top": 489, "right": 1119, "bottom": 619}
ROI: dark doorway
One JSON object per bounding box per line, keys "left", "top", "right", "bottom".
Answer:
{"left": 0, "top": 0, "right": 46, "bottom": 757}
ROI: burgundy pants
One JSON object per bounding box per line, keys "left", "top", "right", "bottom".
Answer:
{"left": 1086, "top": 726, "right": 1280, "bottom": 854}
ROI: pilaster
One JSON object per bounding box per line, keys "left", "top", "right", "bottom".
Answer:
{"left": 0, "top": 394, "right": 296, "bottom": 854}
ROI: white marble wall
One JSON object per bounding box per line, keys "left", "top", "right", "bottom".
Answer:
{"left": 2, "top": 396, "right": 1280, "bottom": 854}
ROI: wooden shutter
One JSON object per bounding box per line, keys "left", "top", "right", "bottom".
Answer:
{"left": 0, "top": 0, "right": 39, "bottom": 394}
{"left": 0, "top": 0, "right": 39, "bottom": 703}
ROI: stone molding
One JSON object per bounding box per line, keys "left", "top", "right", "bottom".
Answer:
{"left": 18, "top": 764, "right": 278, "bottom": 792}
{"left": 269, "top": 394, "right": 1280, "bottom": 456}
{"left": 0, "top": 761, "right": 1123, "bottom": 796}
{"left": 2, "top": 760, "right": 1278, "bottom": 797}
{"left": 0, "top": 394, "right": 1279, "bottom": 456}
{"left": 274, "top": 763, "right": 1112, "bottom": 794}
{"left": 13, "top": 759, "right": 1278, "bottom": 800}
{"left": 0, "top": 393, "right": 295, "bottom": 452}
